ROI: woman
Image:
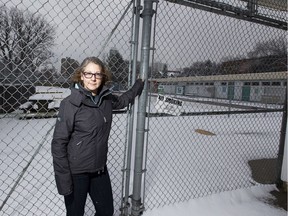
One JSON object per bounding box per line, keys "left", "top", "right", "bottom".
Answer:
{"left": 51, "top": 56, "right": 144, "bottom": 216}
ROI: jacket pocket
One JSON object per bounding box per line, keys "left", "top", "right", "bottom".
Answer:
{"left": 68, "top": 140, "right": 84, "bottom": 160}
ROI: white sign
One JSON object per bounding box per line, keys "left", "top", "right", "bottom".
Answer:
{"left": 155, "top": 95, "right": 183, "bottom": 116}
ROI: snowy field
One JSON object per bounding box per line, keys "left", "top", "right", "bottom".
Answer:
{"left": 0, "top": 89, "right": 285, "bottom": 215}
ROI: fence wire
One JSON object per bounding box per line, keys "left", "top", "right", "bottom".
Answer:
{"left": 0, "top": 0, "right": 287, "bottom": 215}
{"left": 144, "top": 0, "right": 287, "bottom": 211}
{"left": 0, "top": 0, "right": 135, "bottom": 215}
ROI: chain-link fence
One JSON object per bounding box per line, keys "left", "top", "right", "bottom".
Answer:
{"left": 143, "top": 0, "right": 287, "bottom": 212}
{"left": 0, "top": 0, "right": 287, "bottom": 215}
{"left": 0, "top": 0, "right": 136, "bottom": 215}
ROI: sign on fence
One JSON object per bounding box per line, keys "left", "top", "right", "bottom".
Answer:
{"left": 155, "top": 94, "right": 183, "bottom": 116}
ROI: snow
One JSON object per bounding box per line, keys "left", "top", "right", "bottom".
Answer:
{"left": 0, "top": 87, "right": 286, "bottom": 215}
{"left": 143, "top": 185, "right": 286, "bottom": 216}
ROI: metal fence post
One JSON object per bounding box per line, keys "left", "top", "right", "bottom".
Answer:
{"left": 131, "top": 0, "right": 155, "bottom": 215}
{"left": 121, "top": 0, "right": 142, "bottom": 215}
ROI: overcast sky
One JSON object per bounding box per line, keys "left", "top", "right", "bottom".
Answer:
{"left": 2, "top": 0, "right": 133, "bottom": 66}
{"left": 154, "top": 1, "right": 286, "bottom": 69}
{"left": 2, "top": 0, "right": 286, "bottom": 71}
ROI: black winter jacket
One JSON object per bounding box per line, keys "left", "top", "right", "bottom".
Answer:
{"left": 51, "top": 79, "right": 144, "bottom": 195}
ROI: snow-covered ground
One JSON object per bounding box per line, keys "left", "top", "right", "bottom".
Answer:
{"left": 0, "top": 87, "right": 286, "bottom": 215}
{"left": 143, "top": 184, "right": 286, "bottom": 216}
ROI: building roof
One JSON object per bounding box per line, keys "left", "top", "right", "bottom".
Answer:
{"left": 151, "top": 71, "right": 288, "bottom": 83}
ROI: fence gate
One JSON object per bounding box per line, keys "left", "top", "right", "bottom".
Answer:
{"left": 140, "top": 0, "right": 287, "bottom": 214}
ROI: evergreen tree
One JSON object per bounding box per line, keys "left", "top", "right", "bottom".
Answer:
{"left": 106, "top": 48, "right": 128, "bottom": 89}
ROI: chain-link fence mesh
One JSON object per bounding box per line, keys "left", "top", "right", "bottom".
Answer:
{"left": 0, "top": 0, "right": 135, "bottom": 215}
{"left": 0, "top": 0, "right": 287, "bottom": 215}
{"left": 144, "top": 0, "right": 287, "bottom": 211}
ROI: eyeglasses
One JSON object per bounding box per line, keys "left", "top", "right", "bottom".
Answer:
{"left": 82, "top": 72, "right": 105, "bottom": 79}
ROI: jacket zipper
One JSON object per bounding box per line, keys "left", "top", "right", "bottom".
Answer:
{"left": 76, "top": 141, "right": 82, "bottom": 146}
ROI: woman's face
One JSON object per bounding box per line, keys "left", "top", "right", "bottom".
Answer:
{"left": 81, "top": 62, "right": 104, "bottom": 95}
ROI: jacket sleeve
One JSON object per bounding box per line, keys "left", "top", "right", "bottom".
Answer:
{"left": 51, "top": 99, "right": 75, "bottom": 196}
{"left": 112, "top": 79, "right": 144, "bottom": 110}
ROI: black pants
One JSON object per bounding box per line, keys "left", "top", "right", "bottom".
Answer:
{"left": 64, "top": 168, "right": 114, "bottom": 216}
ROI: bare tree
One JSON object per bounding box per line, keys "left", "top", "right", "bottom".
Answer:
{"left": 247, "top": 37, "right": 287, "bottom": 72}
{"left": 0, "top": 6, "right": 56, "bottom": 83}
{"left": 183, "top": 60, "right": 219, "bottom": 76}
{"left": 248, "top": 36, "right": 287, "bottom": 58}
